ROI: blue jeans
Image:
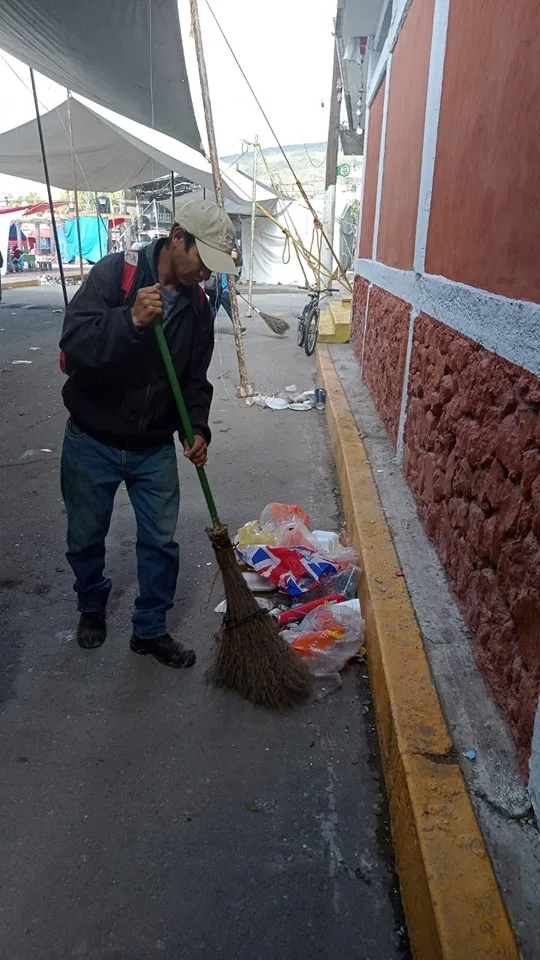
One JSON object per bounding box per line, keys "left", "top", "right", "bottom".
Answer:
{"left": 61, "top": 419, "right": 180, "bottom": 638}
{"left": 218, "top": 291, "right": 233, "bottom": 321}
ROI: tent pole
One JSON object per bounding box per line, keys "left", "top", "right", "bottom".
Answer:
{"left": 66, "top": 90, "right": 84, "bottom": 280}
{"left": 247, "top": 136, "right": 258, "bottom": 317}
{"left": 95, "top": 193, "right": 104, "bottom": 259}
{"left": 29, "top": 68, "right": 68, "bottom": 308}
{"left": 170, "top": 172, "right": 176, "bottom": 221}
{"left": 189, "top": 0, "right": 253, "bottom": 398}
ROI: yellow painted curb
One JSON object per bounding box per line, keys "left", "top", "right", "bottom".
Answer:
{"left": 317, "top": 344, "right": 519, "bottom": 960}
{"left": 2, "top": 277, "right": 40, "bottom": 289}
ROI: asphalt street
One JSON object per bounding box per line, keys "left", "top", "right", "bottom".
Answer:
{"left": 0, "top": 285, "right": 409, "bottom": 960}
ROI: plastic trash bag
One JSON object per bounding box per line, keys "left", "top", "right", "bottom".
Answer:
{"left": 236, "top": 544, "right": 341, "bottom": 597}
{"left": 281, "top": 600, "right": 364, "bottom": 677}
{"left": 260, "top": 503, "right": 311, "bottom": 532}
{"left": 273, "top": 520, "right": 318, "bottom": 551}
{"left": 236, "top": 520, "right": 276, "bottom": 548}
{"left": 308, "top": 565, "right": 361, "bottom": 601}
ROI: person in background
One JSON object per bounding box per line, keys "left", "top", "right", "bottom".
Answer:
{"left": 204, "top": 250, "right": 245, "bottom": 334}
{"left": 12, "top": 245, "right": 23, "bottom": 272}
{"left": 0, "top": 248, "right": 3, "bottom": 302}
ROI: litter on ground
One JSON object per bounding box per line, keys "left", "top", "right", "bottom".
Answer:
{"left": 213, "top": 502, "right": 364, "bottom": 694}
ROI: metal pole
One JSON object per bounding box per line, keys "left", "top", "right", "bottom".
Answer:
{"left": 66, "top": 90, "right": 84, "bottom": 280}
{"left": 29, "top": 68, "right": 68, "bottom": 308}
{"left": 94, "top": 193, "right": 104, "bottom": 259}
{"left": 322, "top": 33, "right": 341, "bottom": 289}
{"left": 247, "top": 137, "right": 258, "bottom": 317}
{"left": 189, "top": 0, "right": 253, "bottom": 397}
{"left": 170, "top": 171, "right": 176, "bottom": 221}
{"left": 153, "top": 197, "right": 159, "bottom": 236}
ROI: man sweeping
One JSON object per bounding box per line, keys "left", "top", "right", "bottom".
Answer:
{"left": 59, "top": 197, "right": 238, "bottom": 666}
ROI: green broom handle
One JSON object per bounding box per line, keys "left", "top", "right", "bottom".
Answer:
{"left": 153, "top": 319, "right": 221, "bottom": 527}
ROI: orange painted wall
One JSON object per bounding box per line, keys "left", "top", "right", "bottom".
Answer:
{"left": 377, "top": 0, "right": 434, "bottom": 269}
{"left": 359, "top": 78, "right": 385, "bottom": 259}
{"left": 426, "top": 0, "right": 540, "bottom": 303}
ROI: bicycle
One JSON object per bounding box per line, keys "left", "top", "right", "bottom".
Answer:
{"left": 297, "top": 289, "right": 331, "bottom": 357}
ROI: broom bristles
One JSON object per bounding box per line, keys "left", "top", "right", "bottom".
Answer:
{"left": 206, "top": 524, "right": 312, "bottom": 708}
{"left": 260, "top": 312, "right": 290, "bottom": 336}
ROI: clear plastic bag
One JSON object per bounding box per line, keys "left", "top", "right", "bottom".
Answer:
{"left": 308, "top": 565, "right": 361, "bottom": 601}
{"left": 273, "top": 520, "right": 318, "bottom": 551}
{"left": 260, "top": 503, "right": 311, "bottom": 532}
{"left": 281, "top": 600, "right": 364, "bottom": 677}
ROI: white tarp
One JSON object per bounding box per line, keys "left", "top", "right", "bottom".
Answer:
{"left": 163, "top": 187, "right": 317, "bottom": 286}
{"left": 0, "top": 0, "right": 201, "bottom": 149}
{"left": 241, "top": 201, "right": 320, "bottom": 286}
{"left": 0, "top": 97, "right": 251, "bottom": 200}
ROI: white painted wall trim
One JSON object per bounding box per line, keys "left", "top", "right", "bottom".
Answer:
{"left": 396, "top": 308, "right": 418, "bottom": 461}
{"left": 414, "top": 0, "right": 451, "bottom": 273}
{"left": 368, "top": 0, "right": 413, "bottom": 106}
{"left": 353, "top": 258, "right": 540, "bottom": 377}
{"left": 372, "top": 54, "right": 392, "bottom": 260}
{"left": 360, "top": 282, "right": 372, "bottom": 376}
{"left": 530, "top": 698, "right": 540, "bottom": 819}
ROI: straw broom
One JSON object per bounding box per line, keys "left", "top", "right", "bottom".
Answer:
{"left": 154, "top": 320, "right": 312, "bottom": 708}
{"left": 236, "top": 290, "right": 290, "bottom": 336}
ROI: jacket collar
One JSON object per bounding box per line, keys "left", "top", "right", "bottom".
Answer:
{"left": 144, "top": 237, "right": 167, "bottom": 283}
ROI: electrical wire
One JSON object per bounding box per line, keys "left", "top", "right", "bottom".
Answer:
{"left": 202, "top": 0, "right": 352, "bottom": 293}
{"left": 303, "top": 144, "right": 325, "bottom": 168}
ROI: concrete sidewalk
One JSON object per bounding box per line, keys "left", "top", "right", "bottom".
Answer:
{"left": 318, "top": 343, "right": 539, "bottom": 959}
{"left": 0, "top": 287, "right": 409, "bottom": 960}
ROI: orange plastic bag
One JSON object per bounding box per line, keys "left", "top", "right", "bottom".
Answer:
{"left": 260, "top": 503, "right": 311, "bottom": 532}
{"left": 290, "top": 619, "right": 346, "bottom": 656}
{"left": 281, "top": 602, "right": 364, "bottom": 676}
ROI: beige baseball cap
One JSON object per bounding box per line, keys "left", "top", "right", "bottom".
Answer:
{"left": 174, "top": 196, "right": 237, "bottom": 275}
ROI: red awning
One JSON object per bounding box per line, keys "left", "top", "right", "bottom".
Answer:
{"left": 0, "top": 200, "right": 69, "bottom": 216}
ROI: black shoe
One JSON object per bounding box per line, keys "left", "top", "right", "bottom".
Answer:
{"left": 77, "top": 611, "right": 107, "bottom": 649}
{"left": 130, "top": 633, "right": 196, "bottom": 668}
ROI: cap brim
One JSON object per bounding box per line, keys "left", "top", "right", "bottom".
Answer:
{"left": 196, "top": 238, "right": 238, "bottom": 275}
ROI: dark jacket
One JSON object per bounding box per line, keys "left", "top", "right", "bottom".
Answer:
{"left": 60, "top": 240, "right": 214, "bottom": 450}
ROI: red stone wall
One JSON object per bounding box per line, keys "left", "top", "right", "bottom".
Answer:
{"left": 358, "top": 78, "right": 385, "bottom": 260}
{"left": 377, "top": 0, "right": 434, "bottom": 269}
{"left": 426, "top": 0, "right": 540, "bottom": 303}
{"left": 403, "top": 312, "right": 540, "bottom": 771}
{"left": 350, "top": 275, "right": 370, "bottom": 362}
{"left": 361, "top": 286, "right": 411, "bottom": 444}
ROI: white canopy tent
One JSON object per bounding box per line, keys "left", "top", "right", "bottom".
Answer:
{"left": 0, "top": 0, "right": 201, "bottom": 149}
{"left": 0, "top": 97, "right": 239, "bottom": 197}
{"left": 0, "top": 97, "right": 320, "bottom": 285}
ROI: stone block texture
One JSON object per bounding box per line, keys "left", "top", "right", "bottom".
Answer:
{"left": 360, "top": 285, "right": 411, "bottom": 444}
{"left": 351, "top": 275, "right": 369, "bottom": 362}
{"left": 403, "top": 312, "right": 540, "bottom": 772}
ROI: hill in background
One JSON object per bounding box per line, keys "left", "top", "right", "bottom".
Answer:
{"left": 222, "top": 142, "right": 327, "bottom": 200}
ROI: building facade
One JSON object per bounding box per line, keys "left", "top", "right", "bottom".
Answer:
{"left": 350, "top": 0, "right": 540, "bottom": 782}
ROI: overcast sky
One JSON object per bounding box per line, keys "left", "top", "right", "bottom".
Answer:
{"left": 0, "top": 0, "right": 335, "bottom": 199}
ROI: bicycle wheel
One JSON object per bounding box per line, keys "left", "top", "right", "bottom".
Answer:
{"left": 304, "top": 303, "right": 320, "bottom": 356}
{"left": 297, "top": 302, "right": 310, "bottom": 347}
